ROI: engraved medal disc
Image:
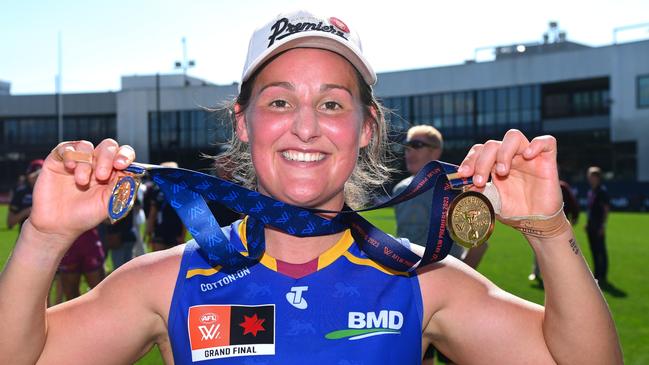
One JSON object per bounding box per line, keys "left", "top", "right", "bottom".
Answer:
{"left": 108, "top": 175, "right": 140, "bottom": 224}
{"left": 447, "top": 191, "right": 495, "bottom": 248}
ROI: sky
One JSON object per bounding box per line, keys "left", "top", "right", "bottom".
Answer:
{"left": 2, "top": 0, "right": 649, "bottom": 95}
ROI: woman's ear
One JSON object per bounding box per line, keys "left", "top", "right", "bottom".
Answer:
{"left": 234, "top": 103, "right": 250, "bottom": 143}
{"left": 359, "top": 107, "right": 377, "bottom": 148}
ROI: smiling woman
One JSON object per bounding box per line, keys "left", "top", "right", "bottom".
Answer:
{"left": 0, "top": 9, "right": 622, "bottom": 365}
{"left": 223, "top": 46, "right": 391, "bottom": 209}
{"left": 235, "top": 48, "right": 373, "bottom": 211}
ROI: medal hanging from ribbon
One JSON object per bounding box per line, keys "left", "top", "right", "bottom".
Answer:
{"left": 107, "top": 160, "right": 496, "bottom": 272}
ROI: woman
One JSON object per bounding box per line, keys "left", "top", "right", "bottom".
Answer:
{"left": 0, "top": 10, "right": 621, "bottom": 364}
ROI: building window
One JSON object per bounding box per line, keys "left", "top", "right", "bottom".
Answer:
{"left": 638, "top": 74, "right": 649, "bottom": 108}
{"left": 383, "top": 97, "right": 411, "bottom": 123}
{"left": 442, "top": 93, "right": 454, "bottom": 128}
{"left": 475, "top": 89, "right": 497, "bottom": 127}
{"left": 63, "top": 115, "right": 116, "bottom": 145}
{"left": 495, "top": 88, "right": 508, "bottom": 125}
{"left": 2, "top": 118, "right": 58, "bottom": 146}
{"left": 542, "top": 78, "right": 609, "bottom": 118}
{"left": 508, "top": 87, "right": 520, "bottom": 124}
{"left": 149, "top": 109, "right": 230, "bottom": 151}
{"left": 412, "top": 94, "right": 432, "bottom": 124}
{"left": 432, "top": 94, "right": 443, "bottom": 127}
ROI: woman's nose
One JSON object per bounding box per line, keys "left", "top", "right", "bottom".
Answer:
{"left": 291, "top": 105, "right": 321, "bottom": 142}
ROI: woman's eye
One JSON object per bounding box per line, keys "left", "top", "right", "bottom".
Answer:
{"left": 270, "top": 100, "right": 288, "bottom": 108}
{"left": 322, "top": 101, "right": 341, "bottom": 110}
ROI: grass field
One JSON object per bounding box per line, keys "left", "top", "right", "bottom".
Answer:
{"left": 1, "top": 206, "right": 647, "bottom": 364}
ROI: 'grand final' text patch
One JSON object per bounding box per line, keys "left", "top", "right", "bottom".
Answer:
{"left": 188, "top": 304, "right": 275, "bottom": 362}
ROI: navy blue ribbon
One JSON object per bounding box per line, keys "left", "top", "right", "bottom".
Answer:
{"left": 125, "top": 161, "right": 471, "bottom": 272}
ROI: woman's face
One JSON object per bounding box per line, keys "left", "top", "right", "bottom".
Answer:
{"left": 236, "top": 48, "right": 372, "bottom": 210}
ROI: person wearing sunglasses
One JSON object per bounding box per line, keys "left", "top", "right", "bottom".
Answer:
{"left": 393, "top": 126, "right": 444, "bottom": 247}
{"left": 393, "top": 125, "right": 489, "bottom": 364}
{"left": 395, "top": 126, "right": 489, "bottom": 270}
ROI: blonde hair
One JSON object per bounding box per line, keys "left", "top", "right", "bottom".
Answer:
{"left": 407, "top": 125, "right": 443, "bottom": 150}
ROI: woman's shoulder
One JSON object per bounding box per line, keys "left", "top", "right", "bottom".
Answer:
{"left": 416, "top": 255, "right": 498, "bottom": 322}
{"left": 117, "top": 244, "right": 186, "bottom": 286}
{"left": 97, "top": 244, "right": 186, "bottom": 317}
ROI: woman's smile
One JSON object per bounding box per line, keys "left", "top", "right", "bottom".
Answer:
{"left": 280, "top": 150, "right": 326, "bottom": 163}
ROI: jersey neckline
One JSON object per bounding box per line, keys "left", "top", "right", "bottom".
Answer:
{"left": 238, "top": 216, "right": 354, "bottom": 278}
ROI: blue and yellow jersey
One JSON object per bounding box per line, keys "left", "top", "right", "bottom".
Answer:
{"left": 168, "top": 218, "right": 423, "bottom": 364}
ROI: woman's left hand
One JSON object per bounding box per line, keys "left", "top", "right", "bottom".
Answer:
{"left": 457, "top": 129, "right": 562, "bottom": 218}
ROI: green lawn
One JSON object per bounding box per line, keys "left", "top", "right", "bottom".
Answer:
{"left": 1, "top": 206, "right": 648, "bottom": 364}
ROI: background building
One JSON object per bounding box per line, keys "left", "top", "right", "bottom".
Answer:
{"left": 1, "top": 36, "right": 648, "bottom": 210}
{"left": 376, "top": 36, "right": 649, "bottom": 210}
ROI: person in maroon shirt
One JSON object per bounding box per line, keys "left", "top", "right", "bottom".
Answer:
{"left": 58, "top": 228, "right": 105, "bottom": 301}
{"left": 7, "top": 160, "right": 43, "bottom": 230}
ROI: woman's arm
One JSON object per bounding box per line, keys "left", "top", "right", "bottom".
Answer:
{"left": 422, "top": 129, "right": 622, "bottom": 364}
{"left": 529, "top": 227, "right": 621, "bottom": 364}
{"left": 0, "top": 139, "right": 175, "bottom": 364}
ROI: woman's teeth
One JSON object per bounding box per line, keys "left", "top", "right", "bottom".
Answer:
{"left": 282, "top": 151, "right": 325, "bottom": 162}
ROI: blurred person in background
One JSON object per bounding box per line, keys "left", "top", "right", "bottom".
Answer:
{"left": 103, "top": 208, "right": 138, "bottom": 271}
{"left": 5, "top": 175, "right": 26, "bottom": 213}
{"left": 7, "top": 159, "right": 43, "bottom": 230}
{"left": 393, "top": 125, "right": 489, "bottom": 364}
{"left": 58, "top": 228, "right": 105, "bottom": 301}
{"left": 586, "top": 166, "right": 610, "bottom": 284}
{"left": 393, "top": 125, "right": 489, "bottom": 267}
{"left": 132, "top": 182, "right": 147, "bottom": 257}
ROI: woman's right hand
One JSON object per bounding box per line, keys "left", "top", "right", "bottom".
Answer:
{"left": 29, "top": 139, "right": 135, "bottom": 243}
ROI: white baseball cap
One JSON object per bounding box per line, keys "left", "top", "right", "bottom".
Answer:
{"left": 241, "top": 10, "right": 376, "bottom": 86}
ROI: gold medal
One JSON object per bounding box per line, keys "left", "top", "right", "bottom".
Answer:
{"left": 447, "top": 191, "right": 495, "bottom": 248}
{"left": 108, "top": 174, "right": 140, "bottom": 224}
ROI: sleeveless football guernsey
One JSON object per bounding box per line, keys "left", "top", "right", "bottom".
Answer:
{"left": 168, "top": 218, "right": 423, "bottom": 364}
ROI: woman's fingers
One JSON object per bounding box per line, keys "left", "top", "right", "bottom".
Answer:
{"left": 94, "top": 139, "right": 120, "bottom": 181}
{"left": 53, "top": 140, "right": 95, "bottom": 186}
{"left": 460, "top": 129, "right": 535, "bottom": 186}
{"left": 115, "top": 144, "right": 136, "bottom": 169}
{"left": 49, "top": 139, "right": 136, "bottom": 184}
{"left": 94, "top": 140, "right": 135, "bottom": 179}
{"left": 458, "top": 144, "right": 482, "bottom": 177}
{"left": 458, "top": 130, "right": 561, "bottom": 216}
{"left": 524, "top": 135, "right": 557, "bottom": 160}
{"left": 495, "top": 129, "right": 530, "bottom": 176}
{"left": 472, "top": 140, "right": 501, "bottom": 186}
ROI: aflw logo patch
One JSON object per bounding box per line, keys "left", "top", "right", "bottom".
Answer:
{"left": 188, "top": 304, "right": 275, "bottom": 362}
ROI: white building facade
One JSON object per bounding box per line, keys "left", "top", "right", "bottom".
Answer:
{"left": 1, "top": 39, "right": 648, "bottom": 208}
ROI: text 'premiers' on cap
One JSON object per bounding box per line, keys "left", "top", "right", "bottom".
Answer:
{"left": 241, "top": 10, "right": 376, "bottom": 86}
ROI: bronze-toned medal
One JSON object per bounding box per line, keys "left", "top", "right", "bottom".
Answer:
{"left": 447, "top": 191, "right": 495, "bottom": 248}
{"left": 108, "top": 175, "right": 140, "bottom": 224}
